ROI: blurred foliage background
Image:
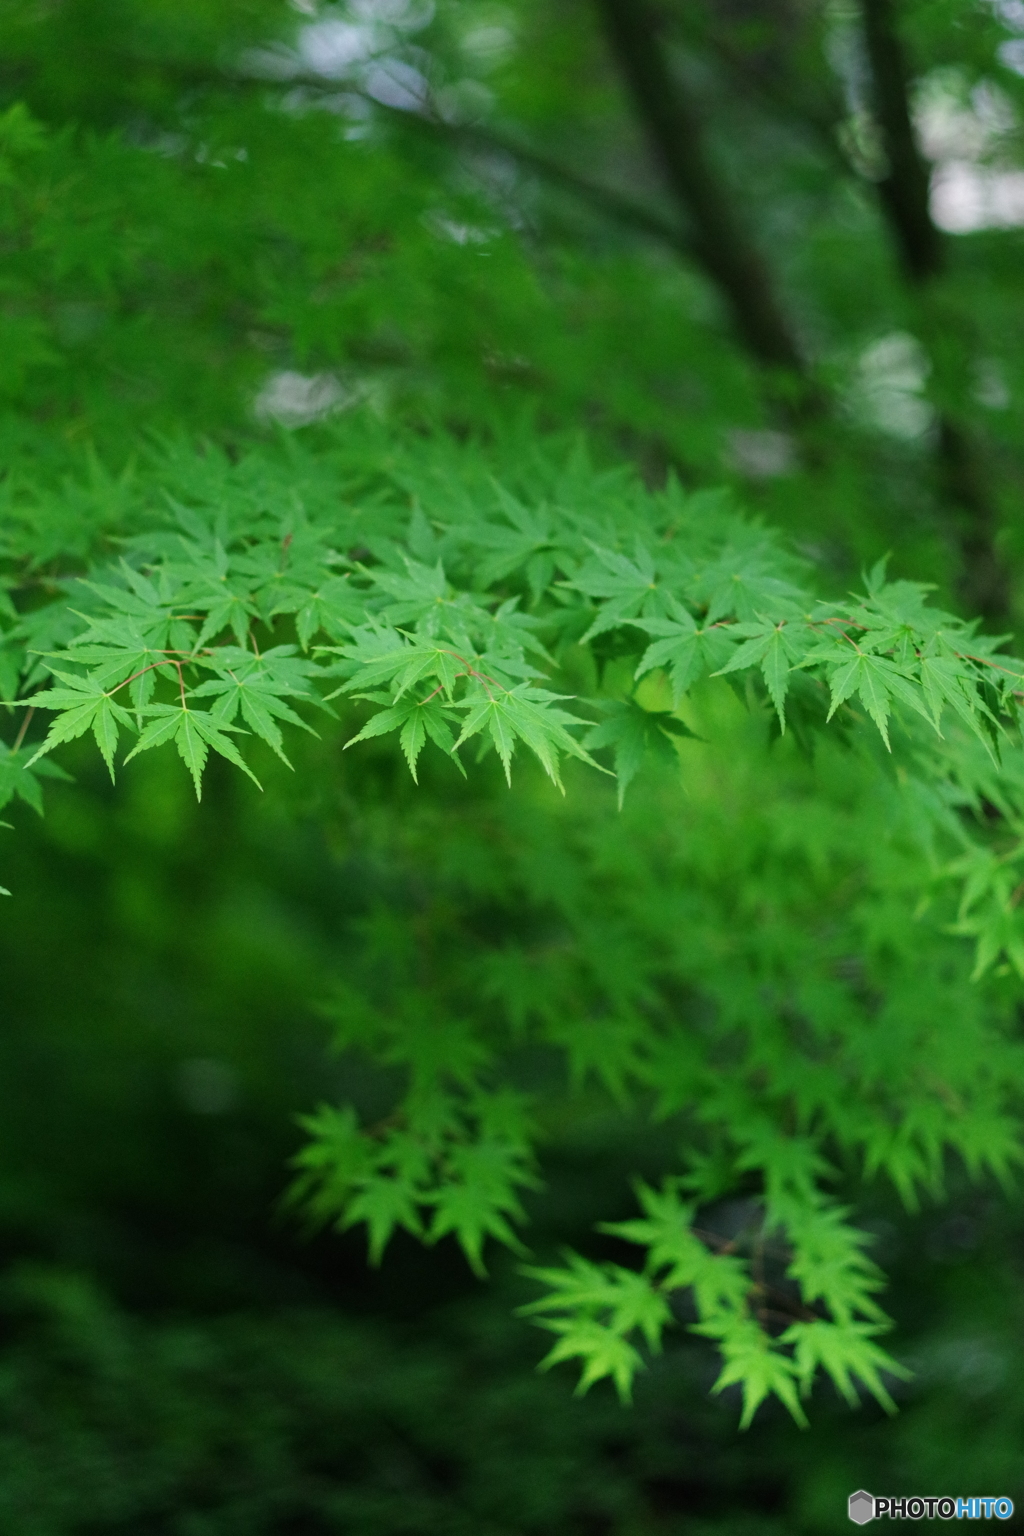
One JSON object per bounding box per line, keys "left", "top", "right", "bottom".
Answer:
{"left": 3, "top": 0, "right": 1024, "bottom": 1529}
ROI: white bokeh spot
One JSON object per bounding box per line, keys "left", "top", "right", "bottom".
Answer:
{"left": 849, "top": 332, "right": 935, "bottom": 440}
{"left": 254, "top": 371, "right": 360, "bottom": 427}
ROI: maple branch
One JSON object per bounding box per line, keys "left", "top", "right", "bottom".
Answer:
{"left": 106, "top": 655, "right": 199, "bottom": 697}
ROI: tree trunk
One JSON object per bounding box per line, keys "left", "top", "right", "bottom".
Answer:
{"left": 595, "top": 0, "right": 805, "bottom": 377}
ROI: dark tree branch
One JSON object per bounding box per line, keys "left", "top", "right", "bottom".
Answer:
{"left": 51, "top": 46, "right": 810, "bottom": 382}
{"left": 72, "top": 42, "right": 1007, "bottom": 613}
{"left": 593, "top": 0, "right": 806, "bottom": 375}
{"left": 858, "top": 0, "right": 1007, "bottom": 621}
{"left": 369, "top": 101, "right": 695, "bottom": 257}
{"left": 860, "top": 0, "right": 943, "bottom": 283}
{"left": 669, "top": 0, "right": 852, "bottom": 178}
{"left": 111, "top": 56, "right": 699, "bottom": 268}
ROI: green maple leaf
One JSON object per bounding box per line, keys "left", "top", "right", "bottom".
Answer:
{"left": 696, "top": 546, "right": 807, "bottom": 624}
{"left": 571, "top": 542, "right": 672, "bottom": 642}
{"left": 368, "top": 556, "right": 452, "bottom": 625}
{"left": 192, "top": 660, "right": 322, "bottom": 766}
{"left": 947, "top": 1102, "right": 1024, "bottom": 1188}
{"left": 472, "top": 597, "right": 551, "bottom": 664}
{"left": 463, "top": 495, "right": 558, "bottom": 592}
{"left": 534, "top": 1317, "right": 647, "bottom": 1402}
{"left": 344, "top": 694, "right": 462, "bottom": 780}
{"left": 632, "top": 609, "right": 735, "bottom": 704}
{"left": 341, "top": 1174, "right": 425, "bottom": 1266}
{"left": 639, "top": 1032, "right": 710, "bottom": 1120}
{"left": 600, "top": 1181, "right": 751, "bottom": 1315}
{"left": 584, "top": 699, "right": 697, "bottom": 806}
{"left": 602, "top": 1269, "right": 673, "bottom": 1347}
{"left": 714, "top": 621, "right": 807, "bottom": 728}
{"left": 824, "top": 652, "right": 930, "bottom": 747}
{"left": 124, "top": 704, "right": 259, "bottom": 798}
{"left": 383, "top": 1013, "right": 491, "bottom": 1091}
{"left": 780, "top": 1202, "right": 887, "bottom": 1324}
{"left": 0, "top": 740, "right": 67, "bottom": 815}
{"left": 287, "top": 1104, "right": 376, "bottom": 1225}
{"left": 56, "top": 630, "right": 178, "bottom": 712}
{"left": 695, "top": 1316, "right": 808, "bottom": 1428}
{"left": 781, "top": 1318, "right": 910, "bottom": 1413}
{"left": 599, "top": 1180, "right": 696, "bottom": 1256}
{"left": 426, "top": 1149, "right": 532, "bottom": 1276}
{"left": 919, "top": 653, "right": 993, "bottom": 739}
{"left": 736, "top": 1128, "right": 834, "bottom": 1207}
{"left": 861, "top": 1120, "right": 939, "bottom": 1210}
{"left": 454, "top": 685, "right": 598, "bottom": 788}
{"left": 331, "top": 626, "right": 466, "bottom": 699}
{"left": 79, "top": 568, "right": 187, "bottom": 649}
{"left": 193, "top": 590, "right": 261, "bottom": 648}
{"left": 295, "top": 574, "right": 364, "bottom": 646}
{"left": 549, "top": 1010, "right": 647, "bottom": 1102}
{"left": 520, "top": 1256, "right": 671, "bottom": 1350}
{"left": 23, "top": 671, "right": 136, "bottom": 778}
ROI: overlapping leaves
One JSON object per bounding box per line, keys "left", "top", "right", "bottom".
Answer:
{"left": 5, "top": 471, "right": 1019, "bottom": 807}
{"left": 523, "top": 1180, "right": 909, "bottom": 1423}
{"left": 5, "top": 442, "right": 1024, "bottom": 1424}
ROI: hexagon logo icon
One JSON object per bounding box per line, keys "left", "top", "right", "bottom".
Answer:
{"left": 848, "top": 1490, "right": 875, "bottom": 1524}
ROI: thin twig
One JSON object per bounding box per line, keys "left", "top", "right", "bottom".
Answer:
{"left": 12, "top": 706, "right": 34, "bottom": 754}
